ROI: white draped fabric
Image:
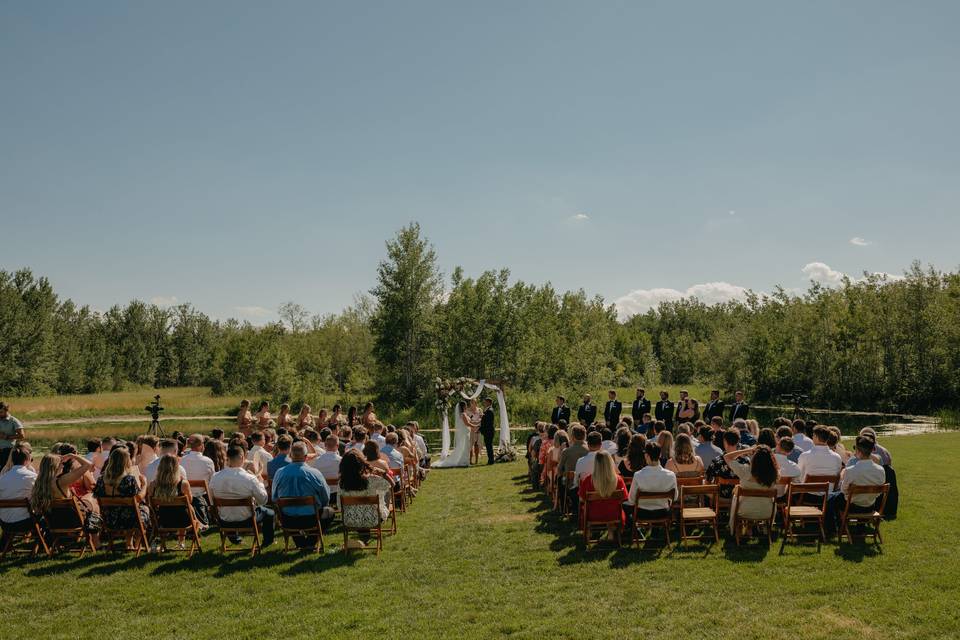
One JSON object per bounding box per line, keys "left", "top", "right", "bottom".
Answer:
{"left": 433, "top": 379, "right": 510, "bottom": 468}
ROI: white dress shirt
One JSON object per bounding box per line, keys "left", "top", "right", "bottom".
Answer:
{"left": 572, "top": 451, "right": 598, "bottom": 488}
{"left": 0, "top": 465, "right": 37, "bottom": 522}
{"left": 775, "top": 453, "right": 802, "bottom": 497}
{"left": 309, "top": 451, "right": 343, "bottom": 481}
{"left": 601, "top": 440, "right": 617, "bottom": 455}
{"left": 627, "top": 465, "right": 678, "bottom": 510}
{"left": 797, "top": 444, "right": 843, "bottom": 489}
{"left": 143, "top": 456, "right": 188, "bottom": 485}
{"left": 841, "top": 458, "right": 886, "bottom": 507}
{"left": 209, "top": 466, "right": 268, "bottom": 521}
{"left": 371, "top": 433, "right": 387, "bottom": 447}
{"left": 414, "top": 434, "right": 428, "bottom": 458}
{"left": 793, "top": 433, "right": 814, "bottom": 453}
{"left": 180, "top": 450, "right": 216, "bottom": 496}
{"left": 247, "top": 445, "right": 273, "bottom": 476}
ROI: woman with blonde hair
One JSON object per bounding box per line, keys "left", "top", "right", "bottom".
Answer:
{"left": 577, "top": 450, "right": 627, "bottom": 540}
{"left": 93, "top": 446, "right": 149, "bottom": 546}
{"left": 31, "top": 452, "right": 98, "bottom": 522}
{"left": 666, "top": 432, "right": 705, "bottom": 477}
{"left": 148, "top": 455, "right": 193, "bottom": 547}
{"left": 745, "top": 419, "right": 760, "bottom": 438}
{"left": 656, "top": 430, "right": 675, "bottom": 467}
{"left": 297, "top": 404, "right": 314, "bottom": 430}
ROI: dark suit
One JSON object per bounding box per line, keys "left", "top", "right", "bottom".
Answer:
{"left": 604, "top": 400, "right": 622, "bottom": 427}
{"left": 480, "top": 407, "right": 496, "bottom": 464}
{"left": 551, "top": 405, "right": 571, "bottom": 425}
{"left": 631, "top": 397, "right": 651, "bottom": 423}
{"left": 703, "top": 399, "right": 725, "bottom": 422}
{"left": 577, "top": 402, "right": 597, "bottom": 427}
{"left": 654, "top": 400, "right": 674, "bottom": 431}
{"left": 729, "top": 402, "right": 750, "bottom": 422}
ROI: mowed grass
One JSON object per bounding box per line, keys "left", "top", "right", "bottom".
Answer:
{"left": 0, "top": 433, "right": 956, "bottom": 639}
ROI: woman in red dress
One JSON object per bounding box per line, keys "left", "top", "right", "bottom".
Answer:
{"left": 578, "top": 450, "right": 627, "bottom": 538}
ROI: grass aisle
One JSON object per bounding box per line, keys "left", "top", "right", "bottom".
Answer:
{"left": 2, "top": 434, "right": 959, "bottom": 639}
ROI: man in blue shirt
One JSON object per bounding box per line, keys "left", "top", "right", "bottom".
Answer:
{"left": 272, "top": 441, "right": 333, "bottom": 547}
{"left": 381, "top": 433, "right": 405, "bottom": 471}
{"left": 266, "top": 436, "right": 292, "bottom": 481}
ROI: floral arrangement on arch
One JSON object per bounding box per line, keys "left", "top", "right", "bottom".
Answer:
{"left": 434, "top": 376, "right": 480, "bottom": 411}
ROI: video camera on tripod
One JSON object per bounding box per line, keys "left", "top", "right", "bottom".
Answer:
{"left": 779, "top": 392, "right": 810, "bottom": 421}
{"left": 145, "top": 395, "right": 165, "bottom": 436}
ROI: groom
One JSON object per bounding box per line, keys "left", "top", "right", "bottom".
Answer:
{"left": 480, "top": 398, "right": 496, "bottom": 465}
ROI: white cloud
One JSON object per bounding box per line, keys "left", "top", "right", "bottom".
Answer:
{"left": 849, "top": 237, "right": 872, "bottom": 247}
{"left": 615, "top": 281, "right": 749, "bottom": 319}
{"left": 568, "top": 212, "right": 590, "bottom": 222}
{"left": 234, "top": 305, "right": 272, "bottom": 318}
{"left": 150, "top": 295, "right": 178, "bottom": 306}
{"left": 802, "top": 262, "right": 847, "bottom": 287}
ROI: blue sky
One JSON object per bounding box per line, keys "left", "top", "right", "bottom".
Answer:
{"left": 2, "top": 1, "right": 958, "bottom": 321}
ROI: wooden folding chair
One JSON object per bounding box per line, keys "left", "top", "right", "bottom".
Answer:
{"left": 212, "top": 497, "right": 262, "bottom": 555}
{"left": 631, "top": 492, "right": 674, "bottom": 547}
{"left": 188, "top": 479, "right": 211, "bottom": 500}
{"left": 46, "top": 497, "right": 96, "bottom": 557}
{"left": 96, "top": 495, "right": 149, "bottom": 556}
{"left": 391, "top": 467, "right": 407, "bottom": 514}
{"left": 149, "top": 493, "right": 203, "bottom": 557}
{"left": 582, "top": 490, "right": 627, "bottom": 548}
{"left": 679, "top": 484, "right": 720, "bottom": 544}
{"left": 340, "top": 495, "right": 384, "bottom": 555}
{"left": 839, "top": 484, "right": 890, "bottom": 545}
{"left": 559, "top": 471, "right": 575, "bottom": 517}
{"left": 673, "top": 475, "right": 705, "bottom": 519}
{"left": 715, "top": 476, "right": 740, "bottom": 520}
{"left": 0, "top": 500, "right": 50, "bottom": 558}
{"left": 805, "top": 473, "right": 841, "bottom": 492}
{"left": 782, "top": 482, "right": 829, "bottom": 546}
{"left": 275, "top": 496, "right": 326, "bottom": 554}
{"left": 731, "top": 486, "right": 777, "bottom": 545}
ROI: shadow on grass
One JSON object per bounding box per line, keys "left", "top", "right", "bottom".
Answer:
{"left": 833, "top": 541, "right": 883, "bottom": 562}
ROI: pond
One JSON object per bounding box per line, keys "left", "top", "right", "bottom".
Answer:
{"left": 750, "top": 406, "right": 940, "bottom": 436}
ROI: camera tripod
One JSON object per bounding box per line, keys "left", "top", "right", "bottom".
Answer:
{"left": 147, "top": 417, "right": 165, "bottom": 437}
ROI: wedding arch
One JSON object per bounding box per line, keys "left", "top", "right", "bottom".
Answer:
{"left": 434, "top": 377, "right": 511, "bottom": 461}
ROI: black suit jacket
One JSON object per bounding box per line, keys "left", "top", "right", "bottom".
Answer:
{"left": 480, "top": 407, "right": 495, "bottom": 435}
{"left": 631, "top": 397, "right": 651, "bottom": 422}
{"left": 654, "top": 400, "right": 674, "bottom": 428}
{"left": 577, "top": 402, "right": 597, "bottom": 426}
{"left": 604, "top": 400, "right": 622, "bottom": 426}
{"left": 551, "top": 405, "right": 571, "bottom": 425}
{"left": 729, "top": 402, "right": 750, "bottom": 422}
{"left": 703, "top": 399, "right": 725, "bottom": 421}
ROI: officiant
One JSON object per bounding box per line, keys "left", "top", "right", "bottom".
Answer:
{"left": 481, "top": 398, "right": 496, "bottom": 464}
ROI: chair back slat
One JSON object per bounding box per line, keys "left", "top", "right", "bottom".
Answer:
{"left": 340, "top": 495, "right": 379, "bottom": 507}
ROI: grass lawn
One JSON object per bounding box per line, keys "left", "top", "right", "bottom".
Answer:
{"left": 0, "top": 432, "right": 956, "bottom": 639}
{"left": 6, "top": 387, "right": 243, "bottom": 420}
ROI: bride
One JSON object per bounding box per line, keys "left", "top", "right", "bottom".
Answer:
{"left": 433, "top": 400, "right": 472, "bottom": 468}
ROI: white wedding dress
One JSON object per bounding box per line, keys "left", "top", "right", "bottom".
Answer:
{"left": 433, "top": 405, "right": 472, "bottom": 468}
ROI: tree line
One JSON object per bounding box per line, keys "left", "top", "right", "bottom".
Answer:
{"left": 2, "top": 223, "right": 958, "bottom": 414}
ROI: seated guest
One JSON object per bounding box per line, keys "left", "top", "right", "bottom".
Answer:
{"left": 774, "top": 437, "right": 802, "bottom": 496}
{"left": 209, "top": 444, "right": 274, "bottom": 547}
{"left": 93, "top": 446, "right": 150, "bottom": 541}
{"left": 406, "top": 422, "right": 430, "bottom": 468}
{"left": 624, "top": 441, "right": 677, "bottom": 527}
{"left": 203, "top": 438, "right": 227, "bottom": 472}
{"left": 538, "top": 424, "right": 558, "bottom": 485}
{"left": 798, "top": 426, "right": 843, "bottom": 489}
{"left": 247, "top": 432, "right": 273, "bottom": 477}
{"left": 613, "top": 427, "right": 631, "bottom": 467}
{"left": 775, "top": 426, "right": 801, "bottom": 462}
{"left": 722, "top": 444, "right": 778, "bottom": 533}
{"left": 709, "top": 417, "right": 725, "bottom": 449}
{"left": 272, "top": 442, "right": 334, "bottom": 546}
{"left": 558, "top": 425, "right": 588, "bottom": 499}
{"left": 381, "top": 432, "right": 405, "bottom": 471}
{"left": 346, "top": 427, "right": 368, "bottom": 453}
{"left": 362, "top": 441, "right": 392, "bottom": 478}
{"left": 696, "top": 426, "right": 723, "bottom": 468}
{"left": 135, "top": 435, "right": 159, "bottom": 476}
{"left": 338, "top": 450, "right": 393, "bottom": 545}
{"left": 666, "top": 433, "right": 704, "bottom": 478}
{"left": 180, "top": 434, "right": 215, "bottom": 526}
{"left": 148, "top": 454, "right": 194, "bottom": 545}
{"left": 824, "top": 426, "right": 849, "bottom": 463}
{"left": 310, "top": 434, "right": 343, "bottom": 482}
{"left": 31, "top": 450, "right": 99, "bottom": 529}
{"left": 267, "top": 436, "right": 293, "bottom": 481}
{"left": 733, "top": 419, "right": 756, "bottom": 446}
{"left": 618, "top": 434, "right": 646, "bottom": 478}
{"left": 656, "top": 430, "right": 674, "bottom": 467}
{"left": 57, "top": 443, "right": 96, "bottom": 499}
{"left": 792, "top": 419, "right": 813, "bottom": 452}
{"left": 369, "top": 422, "right": 387, "bottom": 447}
{"left": 144, "top": 439, "right": 187, "bottom": 485}
{"left": 757, "top": 428, "right": 777, "bottom": 449}
{"left": 577, "top": 450, "right": 627, "bottom": 539}
{"left": 849, "top": 428, "right": 892, "bottom": 467}
{"left": 84, "top": 438, "right": 102, "bottom": 464}
{"left": 0, "top": 444, "right": 37, "bottom": 535}
{"left": 570, "top": 431, "right": 603, "bottom": 513}
{"left": 636, "top": 413, "right": 654, "bottom": 435}
{"left": 706, "top": 429, "right": 746, "bottom": 500}
{"left": 600, "top": 429, "right": 617, "bottom": 455}
{"left": 826, "top": 435, "right": 887, "bottom": 535}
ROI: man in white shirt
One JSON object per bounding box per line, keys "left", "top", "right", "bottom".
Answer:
{"left": 826, "top": 435, "right": 887, "bottom": 535}
{"left": 143, "top": 439, "right": 188, "bottom": 485}
{"left": 210, "top": 444, "right": 274, "bottom": 546}
{"left": 406, "top": 421, "right": 429, "bottom": 467}
{"left": 600, "top": 429, "right": 617, "bottom": 455}
{"left": 180, "top": 434, "right": 215, "bottom": 526}
{"left": 0, "top": 444, "right": 37, "bottom": 528}
{"left": 626, "top": 440, "right": 678, "bottom": 522}
{"left": 573, "top": 432, "right": 603, "bottom": 490}
{"left": 247, "top": 431, "right": 273, "bottom": 478}
{"left": 774, "top": 437, "right": 802, "bottom": 497}
{"left": 797, "top": 426, "right": 843, "bottom": 490}
{"left": 369, "top": 423, "right": 387, "bottom": 447}
{"left": 381, "top": 432, "right": 404, "bottom": 470}
{"left": 309, "top": 433, "right": 343, "bottom": 503}
{"left": 792, "top": 419, "right": 814, "bottom": 453}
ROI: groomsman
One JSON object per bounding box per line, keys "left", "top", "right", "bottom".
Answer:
{"left": 729, "top": 390, "right": 750, "bottom": 422}
{"left": 577, "top": 394, "right": 597, "bottom": 427}
{"left": 703, "top": 390, "right": 725, "bottom": 423}
{"left": 551, "top": 396, "right": 571, "bottom": 425}
{"left": 631, "top": 388, "right": 651, "bottom": 424}
{"left": 603, "top": 390, "right": 622, "bottom": 428}
{"left": 654, "top": 391, "right": 674, "bottom": 432}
